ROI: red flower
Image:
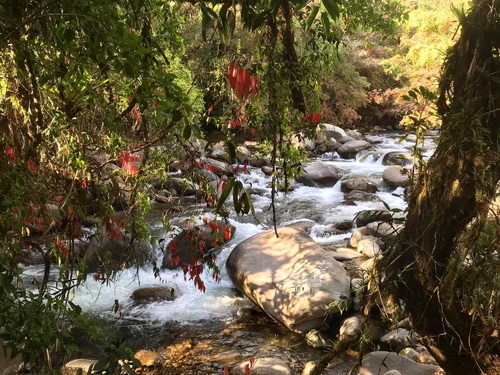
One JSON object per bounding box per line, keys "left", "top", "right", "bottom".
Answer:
{"left": 223, "top": 226, "right": 232, "bottom": 241}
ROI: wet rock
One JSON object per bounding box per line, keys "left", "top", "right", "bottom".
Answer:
{"left": 306, "top": 329, "right": 333, "bottom": 348}
{"left": 316, "top": 139, "right": 341, "bottom": 153}
{"left": 355, "top": 209, "right": 392, "bottom": 227}
{"left": 201, "top": 157, "right": 235, "bottom": 177}
{"left": 357, "top": 351, "right": 442, "bottom": 375}
{"left": 162, "top": 220, "right": 235, "bottom": 269}
{"left": 231, "top": 357, "right": 292, "bottom": 375}
{"left": 62, "top": 359, "right": 98, "bottom": 375}
{"left": 131, "top": 285, "right": 178, "bottom": 303}
{"left": 337, "top": 140, "right": 372, "bottom": 159}
{"left": 337, "top": 135, "right": 356, "bottom": 144}
{"left": 379, "top": 329, "right": 419, "bottom": 352}
{"left": 226, "top": 227, "right": 351, "bottom": 333}
{"left": 346, "top": 130, "right": 363, "bottom": 140}
{"left": 84, "top": 213, "right": 152, "bottom": 272}
{"left": 365, "top": 135, "right": 384, "bottom": 144}
{"left": 165, "top": 177, "right": 198, "bottom": 196}
{"left": 339, "top": 315, "right": 362, "bottom": 340}
{"left": 319, "top": 124, "right": 346, "bottom": 140}
{"left": 356, "top": 237, "right": 382, "bottom": 258}
{"left": 297, "top": 162, "right": 345, "bottom": 188}
{"left": 366, "top": 222, "right": 403, "bottom": 244}
{"left": 344, "top": 190, "right": 381, "bottom": 202}
{"left": 350, "top": 227, "right": 370, "bottom": 248}
{"left": 342, "top": 200, "right": 357, "bottom": 206}
{"left": 335, "top": 221, "right": 353, "bottom": 231}
{"left": 382, "top": 152, "right": 413, "bottom": 166}
{"left": 249, "top": 157, "right": 269, "bottom": 167}
{"left": 341, "top": 177, "right": 378, "bottom": 194}
{"left": 262, "top": 166, "right": 282, "bottom": 176}
{"left": 134, "top": 349, "right": 159, "bottom": 367}
{"left": 382, "top": 166, "right": 411, "bottom": 188}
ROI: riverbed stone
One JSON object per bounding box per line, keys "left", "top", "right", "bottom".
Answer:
{"left": 337, "top": 140, "right": 372, "bottom": 159}
{"left": 357, "top": 351, "right": 442, "bottom": 375}
{"left": 355, "top": 209, "right": 392, "bottom": 227}
{"left": 319, "top": 124, "right": 346, "bottom": 140}
{"left": 201, "top": 157, "right": 235, "bottom": 177}
{"left": 306, "top": 329, "right": 333, "bottom": 348}
{"left": 344, "top": 190, "right": 381, "bottom": 202}
{"left": 382, "top": 166, "right": 411, "bottom": 188}
{"left": 382, "top": 152, "right": 413, "bottom": 166}
{"left": 399, "top": 348, "right": 421, "bottom": 363}
{"left": 134, "top": 350, "right": 159, "bottom": 367}
{"left": 62, "top": 359, "right": 98, "bottom": 375}
{"left": 337, "top": 135, "right": 356, "bottom": 144}
{"left": 226, "top": 227, "right": 351, "bottom": 333}
{"left": 350, "top": 227, "right": 370, "bottom": 248}
{"left": 339, "top": 315, "right": 362, "bottom": 340}
{"left": 231, "top": 357, "right": 292, "bottom": 375}
{"left": 346, "top": 130, "right": 363, "bottom": 140}
{"left": 162, "top": 220, "right": 235, "bottom": 269}
{"left": 356, "top": 237, "right": 382, "bottom": 258}
{"left": 330, "top": 248, "right": 364, "bottom": 261}
{"left": 316, "top": 139, "right": 341, "bottom": 153}
{"left": 366, "top": 222, "right": 403, "bottom": 244}
{"left": 297, "top": 162, "right": 345, "bottom": 188}
{"left": 365, "top": 135, "right": 384, "bottom": 144}
{"left": 379, "top": 329, "right": 419, "bottom": 352}
{"left": 131, "top": 285, "right": 178, "bottom": 303}
{"left": 341, "top": 177, "right": 378, "bottom": 193}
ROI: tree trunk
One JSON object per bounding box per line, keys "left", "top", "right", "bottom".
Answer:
{"left": 387, "top": 1, "right": 500, "bottom": 373}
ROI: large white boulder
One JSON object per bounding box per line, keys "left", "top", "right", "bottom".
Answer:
{"left": 226, "top": 227, "right": 351, "bottom": 333}
{"left": 297, "top": 162, "right": 345, "bottom": 188}
{"left": 382, "top": 166, "right": 411, "bottom": 188}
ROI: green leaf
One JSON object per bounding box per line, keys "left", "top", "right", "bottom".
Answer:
{"left": 321, "top": 12, "right": 332, "bottom": 37}
{"left": 171, "top": 110, "right": 182, "bottom": 122}
{"left": 322, "top": 0, "right": 339, "bottom": 20}
{"left": 183, "top": 123, "right": 191, "bottom": 140}
{"left": 226, "top": 141, "right": 236, "bottom": 161}
{"left": 233, "top": 180, "right": 243, "bottom": 214}
{"left": 305, "top": 6, "right": 320, "bottom": 31}
{"left": 216, "top": 177, "right": 235, "bottom": 213}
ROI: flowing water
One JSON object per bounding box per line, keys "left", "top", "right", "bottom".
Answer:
{"left": 20, "top": 132, "right": 438, "bottom": 373}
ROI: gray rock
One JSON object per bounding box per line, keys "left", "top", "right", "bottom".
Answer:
{"left": 231, "top": 357, "right": 292, "bottom": 375}
{"left": 341, "top": 177, "right": 378, "bottom": 193}
{"left": 131, "top": 285, "right": 178, "bottom": 303}
{"left": 383, "top": 371, "right": 402, "bottom": 375}
{"left": 306, "top": 329, "right": 333, "bottom": 348}
{"left": 249, "top": 157, "right": 269, "bottom": 167}
{"left": 344, "top": 190, "right": 381, "bottom": 202}
{"left": 165, "top": 177, "right": 198, "bottom": 196}
{"left": 365, "top": 135, "right": 385, "bottom": 144}
{"left": 337, "top": 140, "right": 372, "bottom": 159}
{"left": 338, "top": 135, "right": 356, "bottom": 144}
{"left": 366, "top": 222, "right": 403, "bottom": 244}
{"left": 382, "top": 166, "right": 411, "bottom": 188}
{"left": 319, "top": 124, "right": 346, "bottom": 140}
{"left": 316, "top": 139, "right": 341, "bottom": 153}
{"left": 201, "top": 157, "right": 235, "bottom": 177}
{"left": 346, "top": 130, "right": 363, "bottom": 140}
{"left": 382, "top": 152, "right": 413, "bottom": 166}
{"left": 357, "top": 351, "right": 442, "bottom": 375}
{"left": 340, "top": 315, "right": 362, "bottom": 340}
{"left": 297, "top": 162, "right": 345, "bottom": 188}
{"left": 380, "top": 329, "right": 420, "bottom": 352}
{"left": 356, "top": 209, "right": 392, "bottom": 227}
{"left": 330, "top": 248, "right": 364, "bottom": 261}
{"left": 399, "top": 348, "right": 421, "bottom": 363}
{"left": 226, "top": 227, "right": 351, "bottom": 333}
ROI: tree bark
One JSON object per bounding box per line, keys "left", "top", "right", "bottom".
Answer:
{"left": 386, "top": 1, "right": 500, "bottom": 373}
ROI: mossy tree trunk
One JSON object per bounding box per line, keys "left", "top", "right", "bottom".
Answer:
{"left": 387, "top": 1, "right": 500, "bottom": 374}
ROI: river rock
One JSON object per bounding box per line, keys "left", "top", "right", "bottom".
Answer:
{"left": 249, "top": 157, "right": 269, "bottom": 167}
{"left": 306, "top": 329, "right": 333, "bottom": 348}
{"left": 134, "top": 349, "right": 159, "bottom": 367}
{"left": 231, "top": 357, "right": 292, "bottom": 375}
{"left": 346, "top": 130, "right": 363, "bottom": 140}
{"left": 131, "top": 285, "right": 178, "bottom": 303}
{"left": 365, "top": 135, "right": 384, "bottom": 144}
{"left": 357, "top": 237, "right": 382, "bottom": 258}
{"left": 339, "top": 315, "right": 362, "bottom": 340}
{"left": 379, "top": 329, "right": 419, "bottom": 352}
{"left": 226, "top": 227, "right": 351, "bottom": 333}
{"left": 330, "top": 248, "right": 364, "bottom": 261}
{"left": 341, "top": 177, "right": 378, "bottom": 193}
{"left": 337, "top": 135, "right": 356, "bottom": 144}
{"left": 382, "top": 152, "right": 413, "bottom": 166}
{"left": 337, "top": 140, "right": 372, "bottom": 159}
{"left": 357, "top": 351, "right": 442, "bottom": 375}
{"left": 366, "top": 222, "right": 403, "bottom": 244}
{"left": 316, "top": 139, "right": 341, "bottom": 153}
{"left": 399, "top": 348, "right": 421, "bottom": 363}
{"left": 382, "top": 166, "right": 411, "bottom": 188}
{"left": 208, "top": 141, "right": 231, "bottom": 162}
{"left": 162, "top": 220, "right": 235, "bottom": 269}
{"left": 297, "top": 162, "right": 345, "bottom": 188}
{"left": 319, "top": 124, "right": 346, "bottom": 140}
{"left": 83, "top": 213, "right": 152, "bottom": 272}
{"left": 62, "top": 359, "right": 98, "bottom": 375}
{"left": 344, "top": 190, "right": 381, "bottom": 202}
{"left": 355, "top": 209, "right": 392, "bottom": 227}
{"left": 350, "top": 227, "right": 370, "bottom": 248}
{"left": 201, "top": 157, "right": 235, "bottom": 177}
{"left": 165, "top": 177, "right": 198, "bottom": 196}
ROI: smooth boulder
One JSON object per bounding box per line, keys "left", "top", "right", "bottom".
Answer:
{"left": 226, "top": 227, "right": 351, "bottom": 333}
{"left": 341, "top": 177, "right": 378, "bottom": 193}
{"left": 357, "top": 351, "right": 442, "bottom": 375}
{"left": 382, "top": 166, "right": 411, "bottom": 188}
{"left": 297, "top": 162, "right": 345, "bottom": 188}
{"left": 337, "top": 140, "right": 372, "bottom": 159}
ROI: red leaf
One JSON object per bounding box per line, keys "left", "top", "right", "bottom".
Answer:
{"left": 228, "top": 60, "right": 239, "bottom": 89}
{"left": 132, "top": 106, "right": 141, "bottom": 123}
{"left": 5, "top": 145, "right": 16, "bottom": 163}
{"left": 119, "top": 152, "right": 140, "bottom": 175}
{"left": 250, "top": 75, "right": 260, "bottom": 99}
{"left": 223, "top": 226, "right": 232, "bottom": 241}
{"left": 27, "top": 160, "right": 38, "bottom": 174}
{"left": 241, "top": 69, "right": 251, "bottom": 99}
{"left": 235, "top": 68, "right": 244, "bottom": 100}
{"left": 244, "top": 364, "right": 251, "bottom": 375}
